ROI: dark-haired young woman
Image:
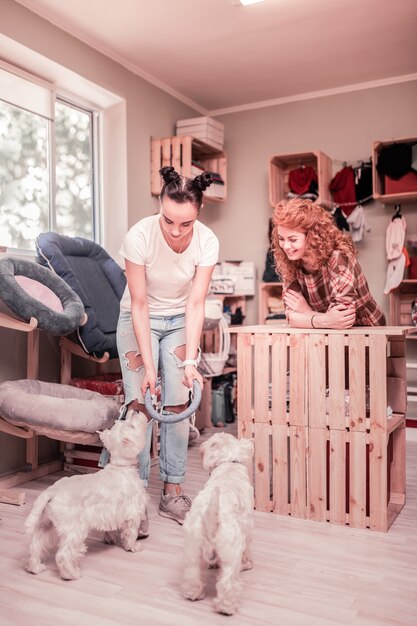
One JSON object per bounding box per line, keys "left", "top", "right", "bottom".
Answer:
{"left": 117, "top": 166, "right": 219, "bottom": 532}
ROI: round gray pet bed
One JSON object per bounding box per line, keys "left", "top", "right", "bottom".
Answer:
{"left": 0, "top": 380, "right": 119, "bottom": 444}
{"left": 0, "top": 257, "right": 85, "bottom": 336}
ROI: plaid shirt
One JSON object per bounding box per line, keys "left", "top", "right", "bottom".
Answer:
{"left": 285, "top": 250, "right": 386, "bottom": 326}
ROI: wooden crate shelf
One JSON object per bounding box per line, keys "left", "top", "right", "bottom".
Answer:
{"left": 269, "top": 150, "right": 333, "bottom": 208}
{"left": 258, "top": 281, "right": 284, "bottom": 324}
{"left": 231, "top": 325, "right": 411, "bottom": 532}
{"left": 372, "top": 136, "right": 417, "bottom": 204}
{"left": 151, "top": 135, "right": 227, "bottom": 202}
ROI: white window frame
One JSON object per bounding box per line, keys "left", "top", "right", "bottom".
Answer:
{"left": 0, "top": 49, "right": 127, "bottom": 262}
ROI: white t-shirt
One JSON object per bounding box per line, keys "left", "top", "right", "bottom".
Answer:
{"left": 119, "top": 214, "right": 219, "bottom": 315}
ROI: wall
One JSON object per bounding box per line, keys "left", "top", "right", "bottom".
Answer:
{"left": 211, "top": 80, "right": 417, "bottom": 325}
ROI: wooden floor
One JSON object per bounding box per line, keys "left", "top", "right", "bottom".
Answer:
{"left": 1, "top": 427, "right": 417, "bottom": 626}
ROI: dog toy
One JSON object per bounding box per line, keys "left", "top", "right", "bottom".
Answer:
{"left": 144, "top": 379, "right": 202, "bottom": 424}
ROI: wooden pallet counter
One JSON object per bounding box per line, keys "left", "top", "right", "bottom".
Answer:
{"left": 230, "top": 325, "right": 414, "bottom": 532}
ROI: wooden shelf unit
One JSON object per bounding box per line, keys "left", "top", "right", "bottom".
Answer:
{"left": 258, "top": 281, "right": 284, "bottom": 324}
{"left": 389, "top": 280, "right": 417, "bottom": 327}
{"left": 151, "top": 135, "right": 227, "bottom": 202}
{"left": 372, "top": 136, "right": 417, "bottom": 204}
{"left": 269, "top": 150, "right": 333, "bottom": 208}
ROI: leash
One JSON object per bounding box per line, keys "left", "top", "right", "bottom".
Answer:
{"left": 144, "top": 379, "right": 202, "bottom": 424}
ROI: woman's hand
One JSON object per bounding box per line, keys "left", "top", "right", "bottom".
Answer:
{"left": 183, "top": 365, "right": 204, "bottom": 391}
{"left": 283, "top": 289, "right": 313, "bottom": 314}
{"left": 141, "top": 366, "right": 157, "bottom": 396}
{"left": 325, "top": 303, "right": 356, "bottom": 329}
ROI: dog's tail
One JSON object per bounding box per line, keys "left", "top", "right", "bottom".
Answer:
{"left": 25, "top": 490, "right": 53, "bottom": 535}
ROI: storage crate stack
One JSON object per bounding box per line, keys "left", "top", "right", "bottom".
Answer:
{"left": 176, "top": 116, "right": 226, "bottom": 199}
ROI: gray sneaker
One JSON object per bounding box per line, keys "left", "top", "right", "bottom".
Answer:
{"left": 158, "top": 492, "right": 192, "bottom": 525}
{"left": 137, "top": 508, "right": 149, "bottom": 539}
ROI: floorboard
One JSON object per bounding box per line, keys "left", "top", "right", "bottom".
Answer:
{"left": 1, "top": 425, "right": 417, "bottom": 626}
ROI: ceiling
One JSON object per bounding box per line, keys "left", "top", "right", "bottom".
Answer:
{"left": 13, "top": 0, "right": 417, "bottom": 114}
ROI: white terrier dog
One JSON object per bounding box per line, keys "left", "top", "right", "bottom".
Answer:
{"left": 25, "top": 411, "right": 148, "bottom": 580}
{"left": 182, "top": 432, "right": 255, "bottom": 615}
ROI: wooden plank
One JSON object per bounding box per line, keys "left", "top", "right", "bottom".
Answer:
{"left": 308, "top": 334, "right": 326, "bottom": 428}
{"left": 389, "top": 422, "right": 406, "bottom": 517}
{"left": 150, "top": 138, "right": 162, "bottom": 194}
{"left": 254, "top": 422, "right": 271, "bottom": 512}
{"left": 349, "top": 431, "right": 367, "bottom": 529}
{"left": 289, "top": 425, "right": 307, "bottom": 519}
{"left": 171, "top": 136, "right": 182, "bottom": 172}
{"left": 272, "top": 424, "right": 289, "bottom": 515}
{"left": 161, "top": 138, "right": 172, "bottom": 168}
{"left": 0, "top": 312, "right": 37, "bottom": 332}
{"left": 289, "top": 334, "right": 307, "bottom": 426}
{"left": 328, "top": 334, "right": 346, "bottom": 430}
{"left": 0, "top": 489, "right": 26, "bottom": 505}
{"left": 0, "top": 460, "right": 62, "bottom": 490}
{"left": 308, "top": 428, "right": 327, "bottom": 522}
{"left": 271, "top": 334, "right": 287, "bottom": 424}
{"left": 27, "top": 328, "right": 39, "bottom": 380}
{"left": 182, "top": 136, "right": 193, "bottom": 176}
{"left": 253, "top": 333, "right": 270, "bottom": 423}
{"left": 368, "top": 334, "right": 388, "bottom": 531}
{"left": 237, "top": 333, "right": 252, "bottom": 438}
{"left": 329, "top": 429, "right": 346, "bottom": 525}
{"left": 348, "top": 335, "right": 366, "bottom": 431}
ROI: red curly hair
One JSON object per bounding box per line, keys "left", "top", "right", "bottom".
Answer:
{"left": 271, "top": 197, "right": 356, "bottom": 283}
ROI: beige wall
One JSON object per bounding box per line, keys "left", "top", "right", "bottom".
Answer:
{"left": 207, "top": 80, "right": 417, "bottom": 325}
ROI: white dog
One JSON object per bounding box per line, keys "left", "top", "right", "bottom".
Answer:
{"left": 182, "top": 432, "right": 255, "bottom": 616}
{"left": 25, "top": 411, "right": 148, "bottom": 580}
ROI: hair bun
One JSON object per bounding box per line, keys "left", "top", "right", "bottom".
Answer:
{"left": 193, "top": 172, "right": 213, "bottom": 192}
{"left": 160, "top": 166, "right": 181, "bottom": 184}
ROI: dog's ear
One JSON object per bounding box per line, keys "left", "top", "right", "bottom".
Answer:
{"left": 239, "top": 437, "right": 255, "bottom": 461}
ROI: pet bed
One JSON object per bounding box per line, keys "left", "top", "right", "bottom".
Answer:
{"left": 36, "top": 232, "right": 126, "bottom": 358}
{"left": 0, "top": 379, "right": 119, "bottom": 444}
{"left": 0, "top": 257, "right": 85, "bottom": 336}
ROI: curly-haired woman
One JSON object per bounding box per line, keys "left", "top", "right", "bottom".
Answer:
{"left": 271, "top": 197, "right": 385, "bottom": 329}
{"left": 115, "top": 166, "right": 219, "bottom": 531}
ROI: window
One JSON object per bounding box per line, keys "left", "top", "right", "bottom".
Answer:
{"left": 0, "top": 66, "right": 99, "bottom": 251}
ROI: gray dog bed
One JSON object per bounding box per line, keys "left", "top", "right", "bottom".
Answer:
{"left": 0, "top": 257, "right": 85, "bottom": 335}
{"left": 0, "top": 380, "right": 119, "bottom": 444}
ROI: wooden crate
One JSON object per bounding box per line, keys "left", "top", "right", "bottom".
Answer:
{"left": 269, "top": 150, "right": 332, "bottom": 208}
{"left": 372, "top": 136, "right": 417, "bottom": 204}
{"left": 150, "top": 135, "right": 227, "bottom": 202}
{"left": 234, "top": 326, "right": 410, "bottom": 531}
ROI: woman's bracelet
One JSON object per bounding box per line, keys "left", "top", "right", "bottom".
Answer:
{"left": 182, "top": 359, "right": 199, "bottom": 368}
{"left": 311, "top": 314, "right": 317, "bottom": 329}
{"left": 181, "top": 347, "right": 202, "bottom": 369}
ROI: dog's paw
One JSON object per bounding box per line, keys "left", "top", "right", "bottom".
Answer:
{"left": 59, "top": 567, "right": 81, "bottom": 581}
{"left": 213, "top": 597, "right": 238, "bottom": 616}
{"left": 26, "top": 561, "right": 47, "bottom": 574}
{"left": 183, "top": 584, "right": 205, "bottom": 601}
{"left": 127, "top": 542, "right": 144, "bottom": 553}
{"left": 241, "top": 558, "right": 253, "bottom": 571}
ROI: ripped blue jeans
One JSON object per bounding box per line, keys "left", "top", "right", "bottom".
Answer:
{"left": 111, "top": 310, "right": 190, "bottom": 487}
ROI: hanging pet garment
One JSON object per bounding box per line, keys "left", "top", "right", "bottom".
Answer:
{"left": 144, "top": 379, "right": 202, "bottom": 424}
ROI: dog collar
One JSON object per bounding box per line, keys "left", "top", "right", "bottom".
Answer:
{"left": 108, "top": 462, "right": 139, "bottom": 468}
